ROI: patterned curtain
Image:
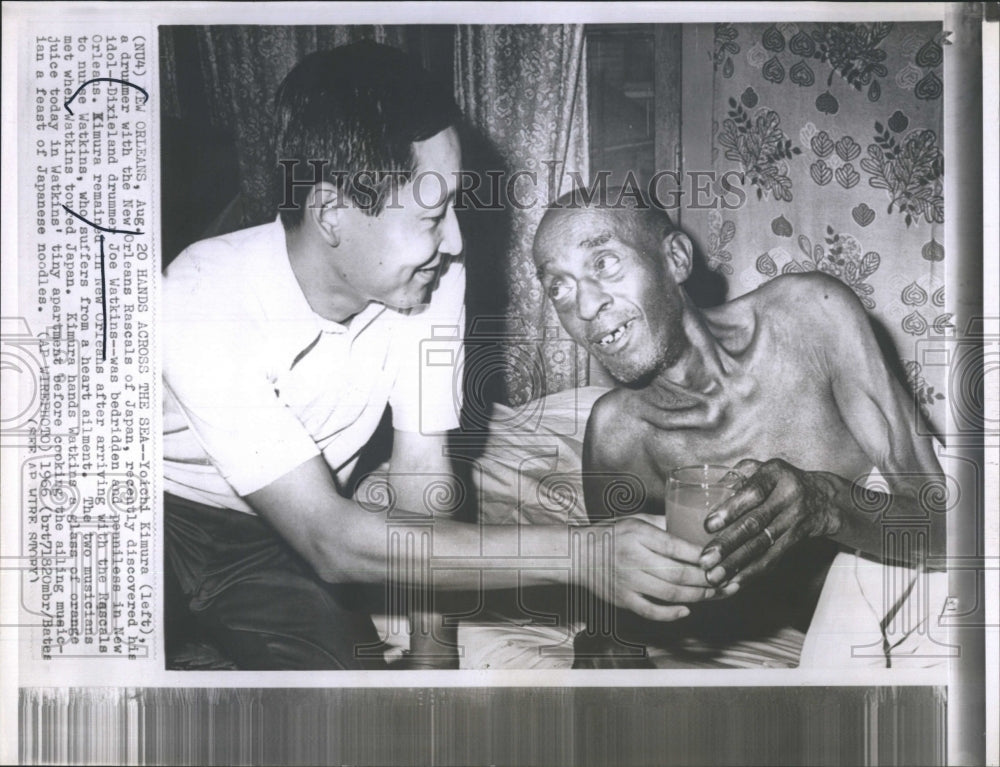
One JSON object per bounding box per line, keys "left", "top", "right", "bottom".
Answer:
{"left": 693, "top": 22, "right": 947, "bottom": 435}
{"left": 455, "top": 25, "right": 589, "bottom": 406}
{"left": 161, "top": 26, "right": 418, "bottom": 227}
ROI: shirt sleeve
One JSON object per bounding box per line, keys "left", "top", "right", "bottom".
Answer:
{"left": 388, "top": 260, "right": 466, "bottom": 434}
{"left": 162, "top": 246, "right": 320, "bottom": 497}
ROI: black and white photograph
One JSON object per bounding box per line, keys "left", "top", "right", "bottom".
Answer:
{"left": 2, "top": 3, "right": 996, "bottom": 765}
{"left": 159, "top": 19, "right": 955, "bottom": 673}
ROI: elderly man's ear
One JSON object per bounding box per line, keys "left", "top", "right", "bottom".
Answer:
{"left": 660, "top": 230, "right": 694, "bottom": 284}
{"left": 307, "top": 182, "right": 346, "bottom": 248}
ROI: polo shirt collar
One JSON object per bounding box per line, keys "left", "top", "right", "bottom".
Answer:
{"left": 259, "top": 220, "right": 386, "bottom": 367}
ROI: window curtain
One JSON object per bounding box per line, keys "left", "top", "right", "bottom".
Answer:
{"left": 686, "top": 22, "right": 947, "bottom": 436}
{"left": 161, "top": 26, "right": 421, "bottom": 227}
{"left": 455, "top": 25, "right": 590, "bottom": 406}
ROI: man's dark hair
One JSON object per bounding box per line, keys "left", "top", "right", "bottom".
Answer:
{"left": 274, "top": 41, "right": 461, "bottom": 229}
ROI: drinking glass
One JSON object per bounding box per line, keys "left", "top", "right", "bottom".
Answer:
{"left": 664, "top": 465, "right": 743, "bottom": 547}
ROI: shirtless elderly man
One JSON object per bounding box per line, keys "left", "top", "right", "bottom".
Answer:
{"left": 532, "top": 188, "right": 944, "bottom": 666}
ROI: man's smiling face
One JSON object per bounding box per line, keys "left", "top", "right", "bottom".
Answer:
{"left": 533, "top": 206, "right": 687, "bottom": 384}
{"left": 334, "top": 127, "right": 463, "bottom": 311}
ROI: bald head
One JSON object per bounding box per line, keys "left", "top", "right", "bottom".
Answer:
{"left": 533, "top": 186, "right": 676, "bottom": 273}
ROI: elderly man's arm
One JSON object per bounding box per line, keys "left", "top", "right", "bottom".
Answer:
{"left": 699, "top": 275, "right": 945, "bottom": 585}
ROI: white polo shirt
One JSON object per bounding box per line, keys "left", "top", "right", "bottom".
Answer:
{"left": 162, "top": 220, "right": 465, "bottom": 514}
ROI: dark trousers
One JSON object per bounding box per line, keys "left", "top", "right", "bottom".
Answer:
{"left": 164, "top": 493, "right": 388, "bottom": 670}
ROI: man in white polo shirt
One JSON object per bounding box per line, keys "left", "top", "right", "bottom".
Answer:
{"left": 163, "top": 42, "right": 721, "bottom": 670}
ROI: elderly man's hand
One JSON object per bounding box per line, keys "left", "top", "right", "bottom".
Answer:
{"left": 697, "top": 459, "right": 841, "bottom": 586}
{"left": 585, "top": 514, "right": 732, "bottom": 621}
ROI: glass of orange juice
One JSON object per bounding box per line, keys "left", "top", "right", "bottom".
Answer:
{"left": 664, "top": 465, "right": 743, "bottom": 547}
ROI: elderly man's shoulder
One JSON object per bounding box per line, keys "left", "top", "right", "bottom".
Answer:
{"left": 748, "top": 271, "right": 862, "bottom": 312}
{"left": 585, "top": 386, "right": 651, "bottom": 466}
{"left": 739, "top": 272, "right": 868, "bottom": 337}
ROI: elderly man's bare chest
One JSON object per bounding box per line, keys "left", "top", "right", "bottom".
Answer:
{"left": 636, "top": 351, "right": 872, "bottom": 485}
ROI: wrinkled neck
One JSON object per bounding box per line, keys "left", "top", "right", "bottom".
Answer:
{"left": 667, "top": 305, "right": 730, "bottom": 381}
{"left": 644, "top": 305, "right": 736, "bottom": 408}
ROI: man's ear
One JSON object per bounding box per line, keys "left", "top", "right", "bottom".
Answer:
{"left": 307, "top": 182, "right": 345, "bottom": 247}
{"left": 661, "top": 230, "right": 694, "bottom": 284}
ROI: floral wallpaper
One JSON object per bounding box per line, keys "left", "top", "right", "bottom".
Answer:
{"left": 706, "top": 22, "right": 948, "bottom": 433}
